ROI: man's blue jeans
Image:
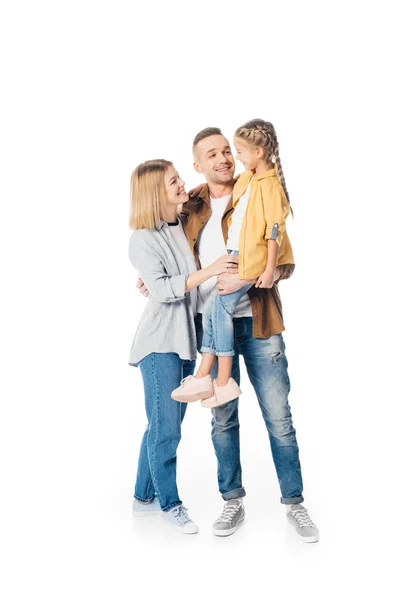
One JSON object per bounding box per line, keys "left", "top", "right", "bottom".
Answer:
{"left": 195, "top": 314, "right": 304, "bottom": 505}
{"left": 134, "top": 352, "right": 196, "bottom": 511}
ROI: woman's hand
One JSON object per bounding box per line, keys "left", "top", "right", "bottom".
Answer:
{"left": 210, "top": 254, "right": 239, "bottom": 276}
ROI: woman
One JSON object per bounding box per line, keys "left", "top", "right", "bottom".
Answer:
{"left": 129, "top": 159, "right": 237, "bottom": 534}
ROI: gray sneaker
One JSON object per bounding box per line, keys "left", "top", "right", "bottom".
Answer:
{"left": 212, "top": 499, "right": 245, "bottom": 537}
{"left": 286, "top": 504, "right": 319, "bottom": 543}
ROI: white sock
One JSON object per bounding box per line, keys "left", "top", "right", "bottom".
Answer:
{"left": 286, "top": 502, "right": 303, "bottom": 512}
{"left": 228, "top": 497, "right": 243, "bottom": 505}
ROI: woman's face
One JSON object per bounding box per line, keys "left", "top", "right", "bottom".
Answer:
{"left": 164, "top": 165, "right": 188, "bottom": 207}
{"left": 234, "top": 137, "right": 262, "bottom": 170}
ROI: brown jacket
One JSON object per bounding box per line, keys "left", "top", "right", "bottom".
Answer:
{"left": 180, "top": 184, "right": 295, "bottom": 339}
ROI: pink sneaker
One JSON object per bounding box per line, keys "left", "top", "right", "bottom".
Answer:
{"left": 201, "top": 378, "right": 242, "bottom": 408}
{"left": 171, "top": 375, "right": 214, "bottom": 403}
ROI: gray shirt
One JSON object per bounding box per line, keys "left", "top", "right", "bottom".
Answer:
{"left": 128, "top": 220, "right": 198, "bottom": 366}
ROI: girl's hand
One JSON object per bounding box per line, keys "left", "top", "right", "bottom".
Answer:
{"left": 255, "top": 268, "right": 275, "bottom": 289}
{"left": 210, "top": 254, "right": 239, "bottom": 276}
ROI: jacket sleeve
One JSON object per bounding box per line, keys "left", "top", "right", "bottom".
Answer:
{"left": 129, "top": 232, "right": 189, "bottom": 303}
{"left": 261, "top": 179, "right": 290, "bottom": 247}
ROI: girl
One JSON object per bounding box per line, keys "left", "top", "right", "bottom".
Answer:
{"left": 171, "top": 119, "right": 294, "bottom": 408}
{"left": 129, "top": 159, "right": 236, "bottom": 532}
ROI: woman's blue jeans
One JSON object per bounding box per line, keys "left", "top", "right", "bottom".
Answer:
{"left": 134, "top": 352, "right": 196, "bottom": 511}
{"left": 201, "top": 251, "right": 253, "bottom": 357}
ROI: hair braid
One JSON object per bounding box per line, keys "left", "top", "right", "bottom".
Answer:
{"left": 274, "top": 147, "right": 290, "bottom": 207}
{"left": 235, "top": 119, "right": 292, "bottom": 211}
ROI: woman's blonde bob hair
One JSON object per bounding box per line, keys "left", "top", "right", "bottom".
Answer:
{"left": 129, "top": 159, "right": 173, "bottom": 230}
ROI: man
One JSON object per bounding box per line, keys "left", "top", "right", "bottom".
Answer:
{"left": 138, "top": 127, "right": 319, "bottom": 542}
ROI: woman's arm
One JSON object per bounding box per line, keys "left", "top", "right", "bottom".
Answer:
{"left": 186, "top": 254, "right": 238, "bottom": 292}
{"left": 130, "top": 233, "right": 237, "bottom": 303}
{"left": 130, "top": 233, "right": 188, "bottom": 303}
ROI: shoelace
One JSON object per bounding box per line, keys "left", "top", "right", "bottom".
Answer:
{"left": 217, "top": 502, "right": 241, "bottom": 523}
{"left": 179, "top": 376, "right": 193, "bottom": 388}
{"left": 170, "top": 505, "right": 191, "bottom": 525}
{"left": 290, "top": 507, "right": 315, "bottom": 528}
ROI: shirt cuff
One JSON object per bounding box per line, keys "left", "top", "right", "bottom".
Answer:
{"left": 171, "top": 273, "right": 189, "bottom": 299}
{"left": 265, "top": 222, "right": 284, "bottom": 247}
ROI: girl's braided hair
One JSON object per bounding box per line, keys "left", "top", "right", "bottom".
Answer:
{"left": 235, "top": 119, "right": 291, "bottom": 208}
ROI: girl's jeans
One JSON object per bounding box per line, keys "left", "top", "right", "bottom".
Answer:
{"left": 134, "top": 352, "right": 196, "bottom": 511}
{"left": 201, "top": 250, "right": 253, "bottom": 357}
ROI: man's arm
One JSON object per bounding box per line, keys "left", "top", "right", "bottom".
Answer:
{"left": 137, "top": 277, "right": 149, "bottom": 297}
{"left": 216, "top": 272, "right": 256, "bottom": 295}
{"left": 274, "top": 263, "right": 295, "bottom": 282}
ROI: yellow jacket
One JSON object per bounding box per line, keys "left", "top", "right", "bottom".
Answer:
{"left": 229, "top": 167, "right": 294, "bottom": 279}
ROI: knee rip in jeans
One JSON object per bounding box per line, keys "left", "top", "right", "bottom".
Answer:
{"left": 269, "top": 351, "right": 282, "bottom": 360}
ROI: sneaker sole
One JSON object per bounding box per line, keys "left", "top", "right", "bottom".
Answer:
{"left": 171, "top": 390, "right": 214, "bottom": 403}
{"left": 212, "top": 514, "right": 245, "bottom": 537}
{"left": 132, "top": 510, "right": 161, "bottom": 518}
{"left": 296, "top": 532, "right": 319, "bottom": 543}
{"left": 201, "top": 391, "right": 241, "bottom": 408}
{"left": 163, "top": 522, "right": 199, "bottom": 534}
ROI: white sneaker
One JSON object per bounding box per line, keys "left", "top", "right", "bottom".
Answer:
{"left": 286, "top": 504, "right": 319, "bottom": 543}
{"left": 212, "top": 499, "right": 245, "bottom": 537}
{"left": 132, "top": 496, "right": 161, "bottom": 517}
{"left": 162, "top": 505, "right": 199, "bottom": 534}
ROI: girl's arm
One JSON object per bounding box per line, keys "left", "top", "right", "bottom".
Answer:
{"left": 261, "top": 178, "right": 290, "bottom": 246}
{"left": 255, "top": 240, "right": 279, "bottom": 288}
{"left": 256, "top": 179, "right": 291, "bottom": 289}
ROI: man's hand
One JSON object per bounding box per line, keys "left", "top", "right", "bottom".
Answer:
{"left": 217, "top": 273, "right": 256, "bottom": 295}
{"left": 137, "top": 277, "right": 149, "bottom": 297}
{"left": 188, "top": 183, "right": 204, "bottom": 197}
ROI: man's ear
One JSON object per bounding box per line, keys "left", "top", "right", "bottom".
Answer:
{"left": 193, "top": 161, "right": 203, "bottom": 175}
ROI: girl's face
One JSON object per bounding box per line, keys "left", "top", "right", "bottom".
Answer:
{"left": 234, "top": 137, "right": 263, "bottom": 170}
{"left": 164, "top": 165, "right": 188, "bottom": 207}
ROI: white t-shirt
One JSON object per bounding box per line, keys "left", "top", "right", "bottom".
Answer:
{"left": 168, "top": 219, "right": 198, "bottom": 313}
{"left": 196, "top": 193, "right": 252, "bottom": 317}
{"left": 226, "top": 181, "right": 252, "bottom": 251}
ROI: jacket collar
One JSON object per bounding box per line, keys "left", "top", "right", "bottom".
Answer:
{"left": 250, "top": 166, "right": 277, "bottom": 181}
{"left": 198, "top": 183, "right": 211, "bottom": 205}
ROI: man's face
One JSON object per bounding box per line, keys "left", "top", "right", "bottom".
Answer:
{"left": 193, "top": 134, "right": 235, "bottom": 185}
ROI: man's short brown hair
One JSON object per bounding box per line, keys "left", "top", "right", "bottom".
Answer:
{"left": 192, "top": 127, "right": 223, "bottom": 150}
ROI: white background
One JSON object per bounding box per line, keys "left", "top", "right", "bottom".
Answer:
{"left": 1, "top": 1, "right": 399, "bottom": 598}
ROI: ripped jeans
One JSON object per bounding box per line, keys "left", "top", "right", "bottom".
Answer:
{"left": 201, "top": 250, "right": 253, "bottom": 357}
{"left": 195, "top": 314, "right": 304, "bottom": 505}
